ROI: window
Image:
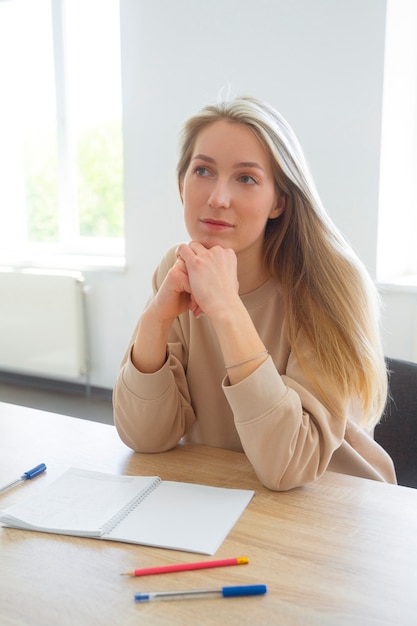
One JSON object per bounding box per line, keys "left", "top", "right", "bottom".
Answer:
{"left": 377, "top": 0, "right": 417, "bottom": 285}
{"left": 0, "top": 0, "right": 124, "bottom": 269}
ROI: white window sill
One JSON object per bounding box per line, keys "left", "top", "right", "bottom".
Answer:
{"left": 378, "top": 276, "right": 417, "bottom": 293}
{"left": 0, "top": 253, "right": 126, "bottom": 274}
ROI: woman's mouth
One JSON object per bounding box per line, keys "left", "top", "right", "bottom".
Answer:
{"left": 200, "top": 218, "right": 234, "bottom": 231}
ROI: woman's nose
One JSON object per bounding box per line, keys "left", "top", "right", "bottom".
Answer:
{"left": 208, "top": 179, "right": 231, "bottom": 209}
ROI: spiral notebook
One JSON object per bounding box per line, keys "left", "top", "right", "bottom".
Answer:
{"left": 0, "top": 468, "right": 254, "bottom": 555}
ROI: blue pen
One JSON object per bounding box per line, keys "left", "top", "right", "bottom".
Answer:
{"left": 135, "top": 584, "right": 267, "bottom": 602}
{"left": 0, "top": 463, "right": 47, "bottom": 495}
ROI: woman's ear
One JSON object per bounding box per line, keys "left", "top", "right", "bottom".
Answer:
{"left": 269, "top": 191, "right": 286, "bottom": 219}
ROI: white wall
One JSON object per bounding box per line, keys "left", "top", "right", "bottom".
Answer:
{"left": 82, "top": 0, "right": 416, "bottom": 390}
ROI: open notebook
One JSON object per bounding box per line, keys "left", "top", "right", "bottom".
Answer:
{"left": 0, "top": 468, "right": 254, "bottom": 555}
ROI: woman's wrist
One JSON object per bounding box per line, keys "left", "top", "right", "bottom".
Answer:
{"left": 131, "top": 306, "right": 172, "bottom": 373}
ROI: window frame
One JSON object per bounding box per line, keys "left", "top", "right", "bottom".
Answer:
{"left": 0, "top": 0, "right": 125, "bottom": 271}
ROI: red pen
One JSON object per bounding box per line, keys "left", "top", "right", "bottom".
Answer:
{"left": 122, "top": 556, "right": 249, "bottom": 577}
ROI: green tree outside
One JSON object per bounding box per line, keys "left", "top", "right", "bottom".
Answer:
{"left": 24, "top": 120, "right": 124, "bottom": 242}
{"left": 77, "top": 120, "right": 124, "bottom": 238}
{"left": 24, "top": 130, "right": 59, "bottom": 242}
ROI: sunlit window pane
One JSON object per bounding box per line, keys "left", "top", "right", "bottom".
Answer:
{"left": 378, "top": 0, "right": 417, "bottom": 284}
{"left": 0, "top": 0, "right": 124, "bottom": 265}
{"left": 65, "top": 0, "right": 124, "bottom": 239}
{"left": 0, "top": 0, "right": 58, "bottom": 245}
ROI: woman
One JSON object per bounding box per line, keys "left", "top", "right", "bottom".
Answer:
{"left": 113, "top": 96, "right": 396, "bottom": 490}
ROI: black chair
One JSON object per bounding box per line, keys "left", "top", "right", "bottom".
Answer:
{"left": 374, "top": 357, "right": 417, "bottom": 488}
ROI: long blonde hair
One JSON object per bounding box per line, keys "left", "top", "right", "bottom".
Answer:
{"left": 177, "top": 96, "right": 387, "bottom": 427}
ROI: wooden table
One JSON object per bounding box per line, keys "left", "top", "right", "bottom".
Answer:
{"left": 1, "top": 401, "right": 416, "bottom": 625}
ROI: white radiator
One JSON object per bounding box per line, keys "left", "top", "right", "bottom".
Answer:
{"left": 0, "top": 269, "right": 88, "bottom": 380}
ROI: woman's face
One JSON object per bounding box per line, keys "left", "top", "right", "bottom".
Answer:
{"left": 180, "top": 120, "right": 285, "bottom": 257}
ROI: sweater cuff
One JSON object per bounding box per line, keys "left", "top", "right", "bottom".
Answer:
{"left": 122, "top": 347, "right": 172, "bottom": 400}
{"left": 222, "top": 356, "right": 288, "bottom": 423}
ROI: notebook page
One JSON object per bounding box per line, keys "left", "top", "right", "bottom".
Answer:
{"left": 0, "top": 468, "right": 158, "bottom": 537}
{"left": 105, "top": 480, "right": 254, "bottom": 554}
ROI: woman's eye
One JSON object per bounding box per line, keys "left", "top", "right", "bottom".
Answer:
{"left": 239, "top": 174, "right": 256, "bottom": 185}
{"left": 195, "top": 166, "right": 210, "bottom": 177}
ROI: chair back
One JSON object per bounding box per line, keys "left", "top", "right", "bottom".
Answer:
{"left": 374, "top": 357, "right": 417, "bottom": 488}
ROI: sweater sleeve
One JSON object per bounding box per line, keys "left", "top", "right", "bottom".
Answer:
{"left": 113, "top": 247, "right": 196, "bottom": 452}
{"left": 223, "top": 356, "right": 349, "bottom": 491}
{"left": 113, "top": 342, "right": 196, "bottom": 452}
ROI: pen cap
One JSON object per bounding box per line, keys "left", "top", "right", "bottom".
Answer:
{"left": 222, "top": 585, "right": 267, "bottom": 598}
{"left": 23, "top": 464, "right": 47, "bottom": 479}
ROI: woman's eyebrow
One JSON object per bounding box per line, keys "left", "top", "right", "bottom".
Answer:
{"left": 192, "top": 154, "right": 215, "bottom": 164}
{"left": 234, "top": 161, "right": 264, "bottom": 171}
{"left": 192, "top": 154, "right": 264, "bottom": 171}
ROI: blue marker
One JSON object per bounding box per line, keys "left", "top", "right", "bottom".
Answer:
{"left": 135, "top": 584, "right": 267, "bottom": 602}
{"left": 0, "top": 463, "right": 47, "bottom": 495}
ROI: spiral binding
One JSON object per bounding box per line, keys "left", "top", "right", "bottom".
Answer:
{"left": 99, "top": 476, "right": 162, "bottom": 536}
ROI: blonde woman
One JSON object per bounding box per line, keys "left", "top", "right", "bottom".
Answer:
{"left": 113, "top": 96, "right": 396, "bottom": 490}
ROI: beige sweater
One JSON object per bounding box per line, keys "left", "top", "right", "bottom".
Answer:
{"left": 113, "top": 247, "right": 397, "bottom": 491}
